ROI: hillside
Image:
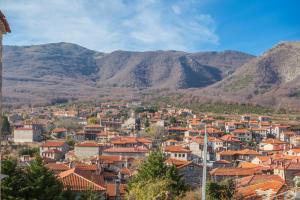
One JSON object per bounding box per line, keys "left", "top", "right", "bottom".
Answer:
{"left": 3, "top": 42, "right": 254, "bottom": 105}
{"left": 197, "top": 42, "right": 300, "bottom": 110}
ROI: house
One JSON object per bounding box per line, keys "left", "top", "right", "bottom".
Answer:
{"left": 251, "top": 156, "right": 270, "bottom": 165}
{"left": 40, "top": 140, "right": 69, "bottom": 161}
{"left": 45, "top": 163, "right": 70, "bottom": 174}
{"left": 102, "top": 146, "right": 149, "bottom": 158}
{"left": 163, "top": 145, "right": 191, "bottom": 161}
{"left": 280, "top": 131, "right": 297, "bottom": 143}
{"left": 84, "top": 124, "right": 103, "bottom": 140}
{"left": 285, "top": 148, "right": 300, "bottom": 156}
{"left": 74, "top": 141, "right": 104, "bottom": 159}
{"left": 51, "top": 128, "right": 67, "bottom": 139}
{"left": 290, "top": 136, "right": 300, "bottom": 147}
{"left": 210, "top": 168, "right": 262, "bottom": 182}
{"left": 274, "top": 162, "right": 300, "bottom": 186}
{"left": 259, "top": 138, "right": 288, "bottom": 153}
{"left": 231, "top": 129, "right": 252, "bottom": 142}
{"left": 212, "top": 160, "right": 233, "bottom": 168}
{"left": 58, "top": 168, "right": 106, "bottom": 199}
{"left": 111, "top": 137, "right": 152, "bottom": 149}
{"left": 251, "top": 127, "right": 270, "bottom": 141}
{"left": 236, "top": 177, "right": 285, "bottom": 200}
{"left": 273, "top": 125, "right": 290, "bottom": 139}
{"left": 95, "top": 155, "right": 135, "bottom": 172}
{"left": 167, "top": 127, "right": 190, "bottom": 138}
{"left": 187, "top": 137, "right": 223, "bottom": 161}
{"left": 166, "top": 158, "right": 203, "bottom": 188}
{"left": 40, "top": 140, "right": 69, "bottom": 155}
{"left": 106, "top": 183, "right": 127, "bottom": 200}
{"left": 216, "top": 149, "right": 260, "bottom": 162}
{"left": 220, "top": 134, "right": 241, "bottom": 150}
{"left": 13, "top": 127, "right": 42, "bottom": 143}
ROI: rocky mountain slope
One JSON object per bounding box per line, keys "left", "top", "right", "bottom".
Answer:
{"left": 3, "top": 42, "right": 254, "bottom": 105}
{"left": 198, "top": 42, "right": 300, "bottom": 110}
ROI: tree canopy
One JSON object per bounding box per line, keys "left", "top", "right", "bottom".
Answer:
{"left": 206, "top": 179, "right": 235, "bottom": 200}
{"left": 127, "top": 150, "right": 187, "bottom": 199}
{"left": 1, "top": 157, "right": 65, "bottom": 200}
{"left": 1, "top": 115, "right": 11, "bottom": 136}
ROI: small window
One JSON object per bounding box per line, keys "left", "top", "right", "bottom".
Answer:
{"left": 179, "top": 154, "right": 181, "bottom": 157}
{"left": 175, "top": 153, "right": 177, "bottom": 157}
{"left": 182, "top": 154, "right": 185, "bottom": 157}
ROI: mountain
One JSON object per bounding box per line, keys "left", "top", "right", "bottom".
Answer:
{"left": 3, "top": 42, "right": 254, "bottom": 105}
{"left": 199, "top": 41, "right": 300, "bottom": 109}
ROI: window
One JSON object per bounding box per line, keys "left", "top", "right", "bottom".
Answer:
{"left": 175, "top": 153, "right": 177, "bottom": 157}
{"left": 182, "top": 154, "right": 185, "bottom": 157}
{"left": 179, "top": 154, "right": 181, "bottom": 157}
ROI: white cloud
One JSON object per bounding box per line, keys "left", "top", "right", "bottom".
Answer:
{"left": 0, "top": 0, "right": 218, "bottom": 52}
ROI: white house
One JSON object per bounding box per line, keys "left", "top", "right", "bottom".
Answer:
{"left": 13, "top": 128, "right": 41, "bottom": 143}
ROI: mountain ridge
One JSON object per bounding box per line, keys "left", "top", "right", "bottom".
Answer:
{"left": 3, "top": 42, "right": 254, "bottom": 105}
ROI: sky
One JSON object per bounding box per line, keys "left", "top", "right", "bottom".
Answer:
{"left": 0, "top": 0, "right": 299, "bottom": 55}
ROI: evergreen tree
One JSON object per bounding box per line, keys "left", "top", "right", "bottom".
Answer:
{"left": 1, "top": 157, "right": 65, "bottom": 200}
{"left": 1, "top": 115, "right": 11, "bottom": 135}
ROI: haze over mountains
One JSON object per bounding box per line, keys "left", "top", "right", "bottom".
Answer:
{"left": 3, "top": 41, "right": 300, "bottom": 110}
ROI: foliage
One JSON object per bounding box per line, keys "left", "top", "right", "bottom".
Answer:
{"left": 169, "top": 116, "right": 177, "bottom": 125}
{"left": 19, "top": 147, "right": 39, "bottom": 157}
{"left": 1, "top": 115, "right": 11, "bottom": 136}
{"left": 87, "top": 117, "right": 98, "bottom": 125}
{"left": 1, "top": 157, "right": 65, "bottom": 200}
{"left": 134, "top": 106, "right": 158, "bottom": 114}
{"left": 128, "top": 150, "right": 187, "bottom": 199}
{"left": 66, "top": 136, "right": 75, "bottom": 148}
{"left": 189, "top": 102, "right": 274, "bottom": 115}
{"left": 206, "top": 179, "right": 235, "bottom": 200}
{"left": 126, "top": 178, "right": 174, "bottom": 200}
{"left": 54, "top": 118, "right": 82, "bottom": 130}
{"left": 144, "top": 126, "right": 165, "bottom": 139}
{"left": 80, "top": 187, "right": 105, "bottom": 200}
{"left": 144, "top": 118, "right": 150, "bottom": 128}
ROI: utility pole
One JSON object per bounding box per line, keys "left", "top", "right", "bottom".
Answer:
{"left": 201, "top": 124, "right": 207, "bottom": 200}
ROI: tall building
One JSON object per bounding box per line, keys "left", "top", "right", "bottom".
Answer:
{"left": 0, "top": 10, "right": 11, "bottom": 134}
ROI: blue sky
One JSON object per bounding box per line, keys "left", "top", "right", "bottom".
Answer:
{"left": 1, "top": 0, "right": 299, "bottom": 55}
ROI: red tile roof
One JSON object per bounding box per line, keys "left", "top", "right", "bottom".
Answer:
{"left": 41, "top": 140, "right": 66, "bottom": 147}
{"left": 103, "top": 146, "right": 149, "bottom": 153}
{"left": 210, "top": 168, "right": 260, "bottom": 176}
{"left": 52, "top": 128, "right": 67, "bottom": 133}
{"left": 237, "top": 180, "right": 284, "bottom": 199}
{"left": 76, "top": 141, "right": 101, "bottom": 147}
{"left": 45, "top": 163, "right": 70, "bottom": 172}
{"left": 164, "top": 145, "right": 191, "bottom": 153}
{"left": 59, "top": 169, "right": 105, "bottom": 191}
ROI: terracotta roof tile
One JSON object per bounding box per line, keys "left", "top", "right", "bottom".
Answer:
{"left": 59, "top": 169, "right": 105, "bottom": 191}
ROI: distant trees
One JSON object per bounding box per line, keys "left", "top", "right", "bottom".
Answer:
{"left": 54, "top": 118, "right": 82, "bottom": 130}
{"left": 87, "top": 117, "right": 98, "bottom": 125}
{"left": 144, "top": 125, "right": 165, "bottom": 140}
{"left": 19, "top": 147, "right": 39, "bottom": 157}
{"left": 169, "top": 116, "right": 177, "bottom": 125}
{"left": 127, "top": 150, "right": 187, "bottom": 199}
{"left": 1, "top": 115, "right": 11, "bottom": 136}
{"left": 1, "top": 157, "right": 65, "bottom": 200}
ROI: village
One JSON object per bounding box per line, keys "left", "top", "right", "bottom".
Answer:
{"left": 1, "top": 101, "right": 300, "bottom": 199}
